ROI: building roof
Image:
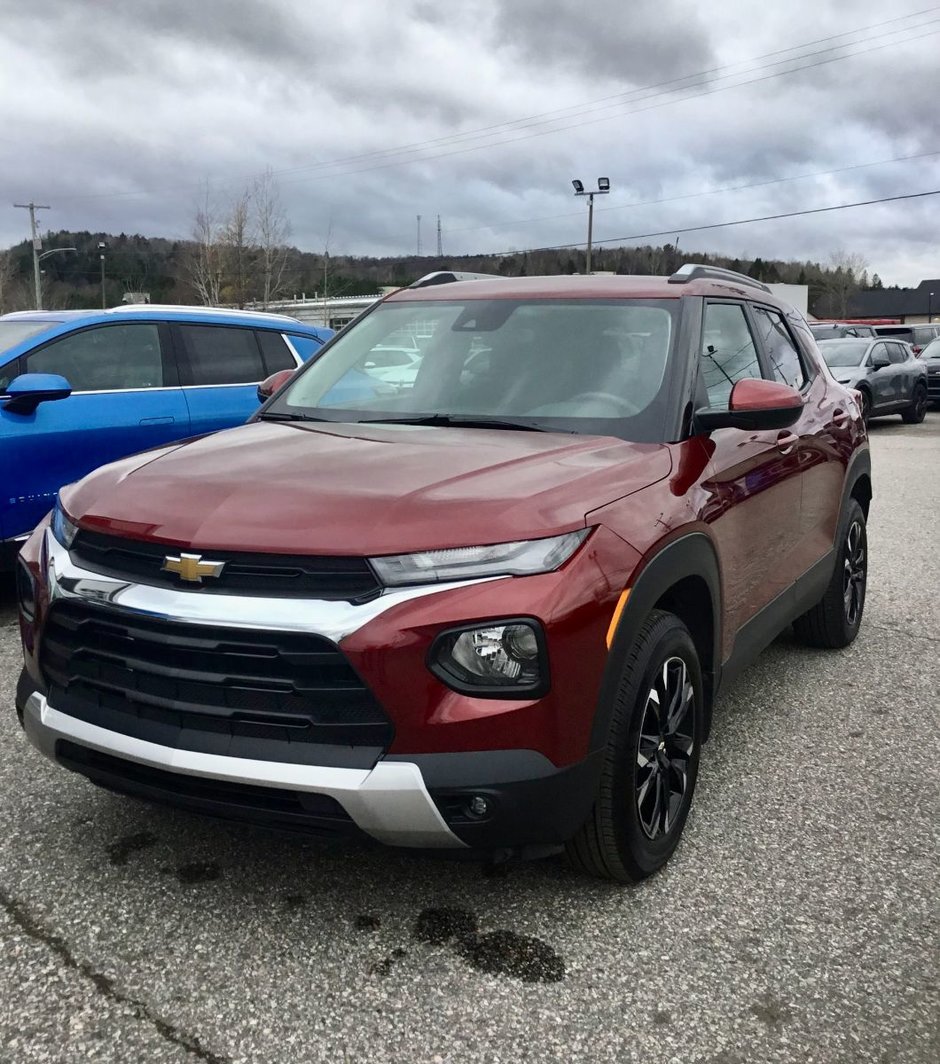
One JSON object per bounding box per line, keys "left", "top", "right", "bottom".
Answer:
{"left": 847, "top": 279, "right": 940, "bottom": 318}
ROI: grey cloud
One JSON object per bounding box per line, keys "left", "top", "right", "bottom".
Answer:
{"left": 492, "top": 0, "right": 715, "bottom": 85}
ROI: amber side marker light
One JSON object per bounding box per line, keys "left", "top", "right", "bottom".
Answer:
{"left": 606, "top": 589, "right": 631, "bottom": 649}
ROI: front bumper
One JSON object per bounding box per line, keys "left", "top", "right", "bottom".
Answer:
{"left": 18, "top": 678, "right": 601, "bottom": 851}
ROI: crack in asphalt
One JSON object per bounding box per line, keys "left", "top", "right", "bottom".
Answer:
{"left": 867, "top": 622, "right": 940, "bottom": 646}
{"left": 0, "top": 885, "right": 230, "bottom": 1064}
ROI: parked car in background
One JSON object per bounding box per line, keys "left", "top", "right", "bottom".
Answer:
{"left": 17, "top": 264, "right": 872, "bottom": 883}
{"left": 0, "top": 305, "right": 334, "bottom": 559}
{"left": 809, "top": 322, "right": 877, "bottom": 340}
{"left": 919, "top": 336, "right": 940, "bottom": 405}
{"left": 362, "top": 345, "right": 423, "bottom": 389}
{"left": 872, "top": 323, "right": 940, "bottom": 355}
{"left": 818, "top": 337, "right": 928, "bottom": 423}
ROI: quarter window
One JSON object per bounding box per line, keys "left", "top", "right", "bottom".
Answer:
{"left": 701, "top": 303, "right": 762, "bottom": 407}
{"left": 752, "top": 306, "right": 807, "bottom": 389}
{"left": 176, "top": 325, "right": 266, "bottom": 385}
{"left": 24, "top": 323, "right": 164, "bottom": 391}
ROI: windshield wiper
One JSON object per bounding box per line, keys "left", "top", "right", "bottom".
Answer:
{"left": 257, "top": 410, "right": 327, "bottom": 422}
{"left": 358, "top": 414, "right": 547, "bottom": 432}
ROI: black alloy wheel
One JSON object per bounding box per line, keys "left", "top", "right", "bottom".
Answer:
{"left": 843, "top": 517, "right": 867, "bottom": 628}
{"left": 566, "top": 610, "right": 703, "bottom": 882}
{"left": 635, "top": 657, "right": 695, "bottom": 840}
{"left": 901, "top": 383, "right": 928, "bottom": 424}
{"left": 793, "top": 498, "right": 868, "bottom": 649}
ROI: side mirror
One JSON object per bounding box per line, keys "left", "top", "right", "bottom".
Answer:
{"left": 694, "top": 378, "right": 803, "bottom": 433}
{"left": 872, "top": 355, "right": 890, "bottom": 370}
{"left": 257, "top": 368, "right": 295, "bottom": 404}
{"left": 2, "top": 373, "right": 72, "bottom": 415}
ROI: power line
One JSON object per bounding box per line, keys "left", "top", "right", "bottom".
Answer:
{"left": 483, "top": 187, "right": 940, "bottom": 258}
{"left": 445, "top": 148, "right": 940, "bottom": 237}
{"left": 48, "top": 8, "right": 940, "bottom": 203}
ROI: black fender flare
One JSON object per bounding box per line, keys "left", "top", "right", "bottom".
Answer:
{"left": 588, "top": 532, "right": 722, "bottom": 753}
{"left": 839, "top": 445, "right": 872, "bottom": 525}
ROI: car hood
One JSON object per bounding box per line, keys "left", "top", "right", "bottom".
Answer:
{"left": 62, "top": 420, "right": 671, "bottom": 555}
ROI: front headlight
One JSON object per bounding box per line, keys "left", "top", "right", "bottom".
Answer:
{"left": 51, "top": 500, "right": 79, "bottom": 550}
{"left": 370, "top": 530, "right": 589, "bottom": 587}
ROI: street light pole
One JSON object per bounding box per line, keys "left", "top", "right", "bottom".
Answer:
{"left": 571, "top": 178, "right": 610, "bottom": 274}
{"left": 929, "top": 291, "right": 934, "bottom": 323}
{"left": 13, "top": 201, "right": 51, "bottom": 309}
{"left": 98, "top": 242, "right": 107, "bottom": 309}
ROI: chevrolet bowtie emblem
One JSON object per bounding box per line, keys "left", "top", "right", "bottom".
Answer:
{"left": 161, "top": 552, "right": 225, "bottom": 583}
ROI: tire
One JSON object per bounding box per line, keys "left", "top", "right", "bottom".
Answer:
{"left": 857, "top": 388, "right": 871, "bottom": 425}
{"left": 792, "top": 499, "right": 867, "bottom": 649}
{"left": 566, "top": 610, "right": 703, "bottom": 883}
{"left": 901, "top": 382, "right": 928, "bottom": 424}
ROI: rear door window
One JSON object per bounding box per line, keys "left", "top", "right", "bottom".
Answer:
{"left": 255, "top": 330, "right": 297, "bottom": 374}
{"left": 887, "top": 343, "right": 907, "bottom": 365}
{"left": 175, "top": 325, "right": 266, "bottom": 385}
{"left": 24, "top": 323, "right": 165, "bottom": 391}
{"left": 751, "top": 306, "right": 807, "bottom": 390}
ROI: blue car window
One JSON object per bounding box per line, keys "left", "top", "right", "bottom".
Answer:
{"left": 24, "top": 323, "right": 164, "bottom": 391}
{"left": 176, "top": 325, "right": 265, "bottom": 385}
{"left": 256, "top": 330, "right": 297, "bottom": 374}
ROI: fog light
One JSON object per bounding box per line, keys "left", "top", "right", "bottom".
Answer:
{"left": 429, "top": 620, "right": 547, "bottom": 695}
{"left": 467, "top": 796, "right": 491, "bottom": 818}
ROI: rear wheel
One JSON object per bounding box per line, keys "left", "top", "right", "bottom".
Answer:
{"left": 901, "top": 382, "right": 928, "bottom": 424}
{"left": 566, "top": 610, "right": 703, "bottom": 883}
{"left": 792, "top": 499, "right": 867, "bottom": 649}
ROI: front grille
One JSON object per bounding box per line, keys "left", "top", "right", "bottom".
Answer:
{"left": 56, "top": 741, "right": 364, "bottom": 838}
{"left": 41, "top": 601, "right": 393, "bottom": 766}
{"left": 69, "top": 530, "right": 381, "bottom": 601}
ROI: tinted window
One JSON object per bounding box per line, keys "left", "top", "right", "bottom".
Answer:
{"left": 25, "top": 323, "right": 164, "bottom": 391}
{"left": 176, "top": 325, "right": 265, "bottom": 385}
{"left": 256, "top": 330, "right": 296, "bottom": 374}
{"left": 887, "top": 343, "right": 907, "bottom": 365}
{"left": 752, "top": 306, "right": 807, "bottom": 389}
{"left": 701, "top": 303, "right": 761, "bottom": 407}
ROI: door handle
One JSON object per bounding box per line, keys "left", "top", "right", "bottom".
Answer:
{"left": 776, "top": 431, "right": 798, "bottom": 454}
{"left": 831, "top": 407, "right": 850, "bottom": 427}
{"left": 139, "top": 416, "right": 175, "bottom": 425}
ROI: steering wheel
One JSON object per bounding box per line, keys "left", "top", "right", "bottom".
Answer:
{"left": 568, "top": 391, "right": 641, "bottom": 417}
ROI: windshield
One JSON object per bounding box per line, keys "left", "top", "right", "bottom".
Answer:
{"left": 269, "top": 298, "right": 679, "bottom": 442}
{"left": 921, "top": 338, "right": 940, "bottom": 360}
{"left": 819, "top": 340, "right": 870, "bottom": 367}
{"left": 0, "top": 320, "right": 57, "bottom": 354}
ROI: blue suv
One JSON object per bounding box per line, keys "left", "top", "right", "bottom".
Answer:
{"left": 0, "top": 305, "right": 333, "bottom": 559}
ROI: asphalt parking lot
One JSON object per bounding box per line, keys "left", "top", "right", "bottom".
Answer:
{"left": 1, "top": 415, "right": 938, "bottom": 1064}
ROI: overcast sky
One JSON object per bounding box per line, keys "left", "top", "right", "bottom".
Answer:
{"left": 2, "top": 0, "right": 938, "bottom": 284}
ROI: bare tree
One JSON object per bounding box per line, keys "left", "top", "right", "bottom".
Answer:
{"left": 252, "top": 168, "right": 291, "bottom": 308}
{"left": 0, "top": 250, "right": 14, "bottom": 314}
{"left": 826, "top": 250, "right": 868, "bottom": 317}
{"left": 186, "top": 183, "right": 224, "bottom": 305}
{"left": 219, "top": 189, "right": 254, "bottom": 308}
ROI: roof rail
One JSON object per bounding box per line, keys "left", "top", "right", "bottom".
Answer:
{"left": 408, "top": 270, "right": 505, "bottom": 289}
{"left": 668, "top": 263, "right": 771, "bottom": 294}
{"left": 110, "top": 303, "right": 304, "bottom": 322}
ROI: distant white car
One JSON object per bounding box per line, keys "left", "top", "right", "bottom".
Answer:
{"left": 362, "top": 346, "right": 422, "bottom": 388}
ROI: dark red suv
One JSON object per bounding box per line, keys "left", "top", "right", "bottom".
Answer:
{"left": 15, "top": 265, "right": 871, "bottom": 882}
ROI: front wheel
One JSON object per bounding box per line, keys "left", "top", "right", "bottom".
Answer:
{"left": 566, "top": 610, "right": 703, "bottom": 882}
{"left": 792, "top": 499, "right": 867, "bottom": 649}
{"left": 901, "top": 382, "right": 928, "bottom": 424}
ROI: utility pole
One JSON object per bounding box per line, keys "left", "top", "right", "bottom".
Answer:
{"left": 416, "top": 214, "right": 422, "bottom": 257}
{"left": 14, "top": 201, "right": 50, "bottom": 309}
{"left": 436, "top": 215, "right": 443, "bottom": 257}
{"left": 98, "top": 242, "right": 107, "bottom": 308}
